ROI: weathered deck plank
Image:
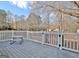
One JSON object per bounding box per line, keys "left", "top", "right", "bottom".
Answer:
{"left": 0, "top": 40, "right": 79, "bottom": 58}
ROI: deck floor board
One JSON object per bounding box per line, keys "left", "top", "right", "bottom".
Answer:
{"left": 0, "top": 40, "right": 79, "bottom": 58}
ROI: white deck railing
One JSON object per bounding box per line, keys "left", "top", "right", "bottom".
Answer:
{"left": 62, "top": 33, "right": 79, "bottom": 52}
{"left": 27, "top": 31, "right": 58, "bottom": 47}
{"left": 0, "top": 31, "right": 79, "bottom": 52}
{"left": 0, "top": 31, "right": 27, "bottom": 41}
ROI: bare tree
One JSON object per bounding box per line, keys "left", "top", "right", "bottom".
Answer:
{"left": 31, "top": 1, "right": 79, "bottom": 32}
{"left": 32, "top": 1, "right": 79, "bottom": 18}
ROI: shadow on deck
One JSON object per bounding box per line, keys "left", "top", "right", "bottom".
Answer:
{"left": 0, "top": 40, "right": 79, "bottom": 58}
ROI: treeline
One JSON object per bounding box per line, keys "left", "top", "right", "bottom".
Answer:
{"left": 0, "top": 8, "right": 79, "bottom": 32}
{"left": 0, "top": 9, "right": 48, "bottom": 31}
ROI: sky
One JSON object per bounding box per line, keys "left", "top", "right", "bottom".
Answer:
{"left": 0, "top": 1, "right": 32, "bottom": 16}
{"left": 0, "top": 1, "right": 77, "bottom": 22}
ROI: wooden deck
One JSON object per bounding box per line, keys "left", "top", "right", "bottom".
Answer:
{"left": 0, "top": 40, "right": 79, "bottom": 58}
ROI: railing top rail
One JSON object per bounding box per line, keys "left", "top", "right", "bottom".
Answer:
{"left": 0, "top": 31, "right": 79, "bottom": 34}
{"left": 0, "top": 30, "right": 27, "bottom": 32}
{"left": 62, "top": 33, "right": 79, "bottom": 35}
{"left": 28, "top": 31, "right": 59, "bottom": 34}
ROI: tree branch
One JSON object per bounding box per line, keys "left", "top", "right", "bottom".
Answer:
{"left": 46, "top": 4, "right": 79, "bottom": 18}
{"left": 73, "top": 1, "right": 79, "bottom": 8}
{"left": 32, "top": 2, "right": 79, "bottom": 18}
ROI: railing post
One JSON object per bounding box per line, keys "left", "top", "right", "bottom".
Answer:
{"left": 60, "top": 33, "right": 63, "bottom": 50}
{"left": 12, "top": 30, "right": 14, "bottom": 38}
{"left": 58, "top": 32, "right": 63, "bottom": 50}
{"left": 42, "top": 31, "right": 45, "bottom": 44}
{"left": 27, "top": 31, "right": 29, "bottom": 40}
{"left": 49, "top": 31, "right": 51, "bottom": 44}
{"left": 11, "top": 30, "right": 14, "bottom": 41}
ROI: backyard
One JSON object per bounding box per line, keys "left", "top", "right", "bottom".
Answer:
{"left": 0, "top": 1, "right": 79, "bottom": 58}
